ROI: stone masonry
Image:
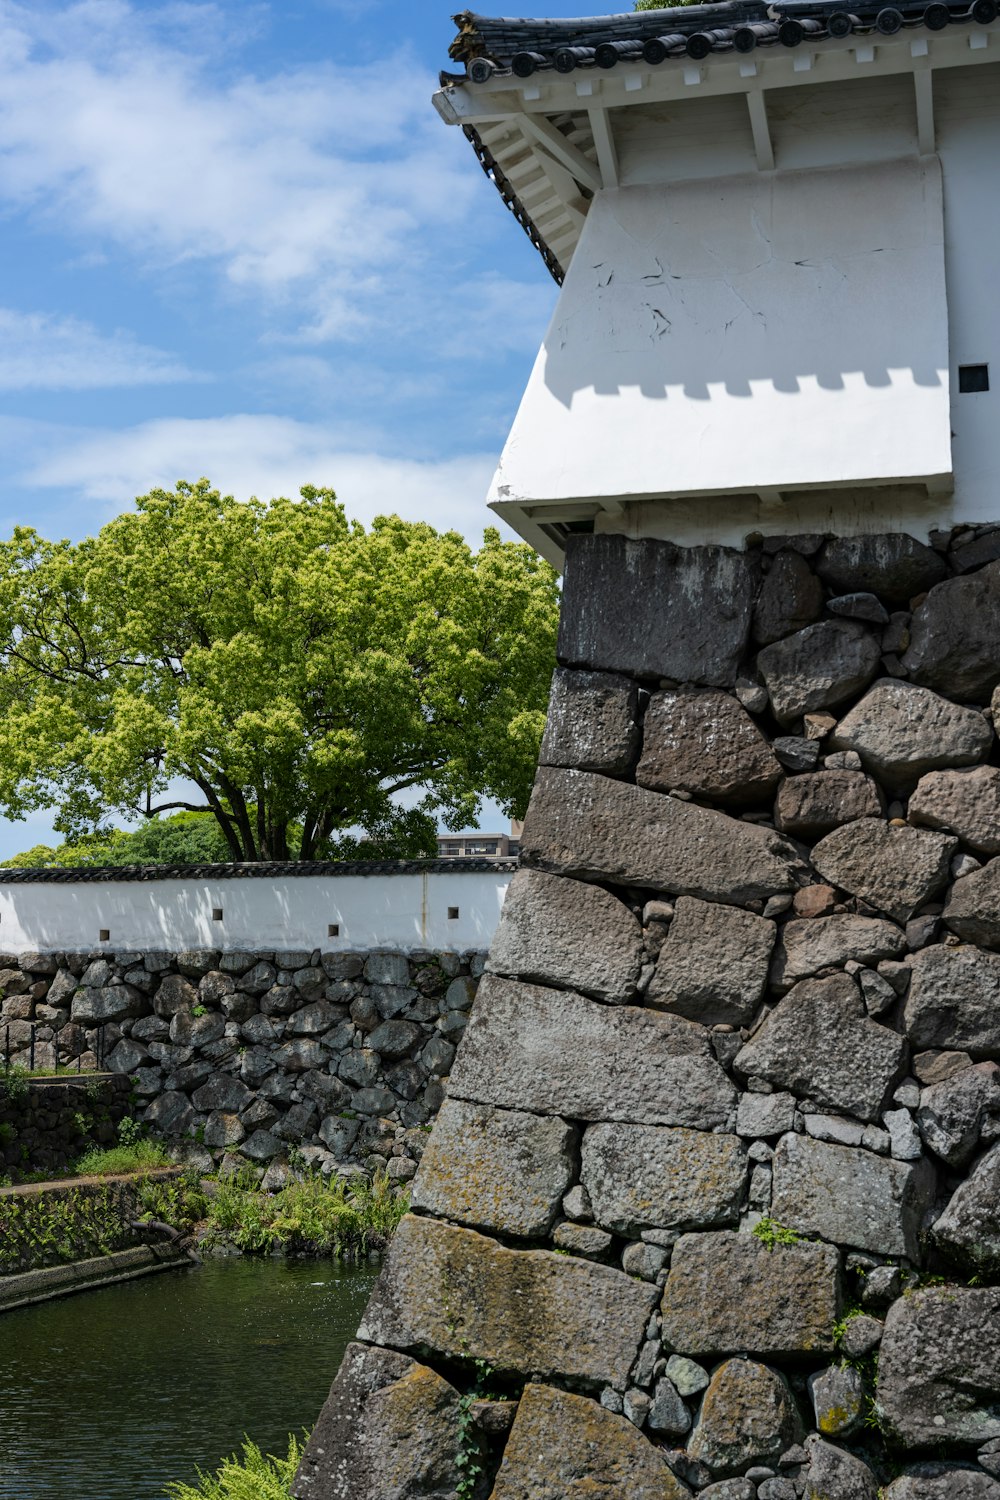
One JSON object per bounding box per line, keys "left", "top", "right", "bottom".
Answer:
{"left": 295, "top": 528, "right": 1000, "bottom": 1499}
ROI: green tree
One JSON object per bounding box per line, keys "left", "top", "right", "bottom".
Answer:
{"left": 0, "top": 481, "right": 559, "bottom": 862}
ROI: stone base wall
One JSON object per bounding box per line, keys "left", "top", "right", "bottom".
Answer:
{"left": 0, "top": 1076, "right": 130, "bottom": 1180}
{"left": 1, "top": 948, "right": 484, "bottom": 1184}
{"left": 298, "top": 528, "right": 1000, "bottom": 1500}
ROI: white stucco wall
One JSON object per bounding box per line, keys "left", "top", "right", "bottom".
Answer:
{"left": 489, "top": 156, "right": 952, "bottom": 517}
{"left": 0, "top": 870, "right": 512, "bottom": 955}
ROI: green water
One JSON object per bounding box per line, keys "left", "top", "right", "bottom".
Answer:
{"left": 0, "top": 1257, "right": 377, "bottom": 1500}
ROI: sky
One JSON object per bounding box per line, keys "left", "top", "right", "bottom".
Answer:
{"left": 0, "top": 0, "right": 597, "bottom": 859}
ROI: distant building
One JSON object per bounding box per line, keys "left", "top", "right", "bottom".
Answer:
{"left": 437, "top": 821, "right": 523, "bottom": 858}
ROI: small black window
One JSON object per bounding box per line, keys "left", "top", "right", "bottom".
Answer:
{"left": 99, "top": 928, "right": 110, "bottom": 942}
{"left": 448, "top": 906, "right": 460, "bottom": 920}
{"left": 212, "top": 907, "right": 224, "bottom": 922}
{"left": 959, "top": 364, "right": 990, "bottom": 394}
{"left": 328, "top": 923, "right": 340, "bottom": 937}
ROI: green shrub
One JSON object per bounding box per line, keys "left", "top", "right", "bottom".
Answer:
{"left": 164, "top": 1433, "right": 306, "bottom": 1500}
{"left": 0, "top": 1183, "right": 136, "bottom": 1271}
{"left": 74, "top": 1139, "right": 172, "bottom": 1177}
{"left": 204, "top": 1168, "right": 406, "bottom": 1257}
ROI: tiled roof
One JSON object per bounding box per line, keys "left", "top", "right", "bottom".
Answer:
{"left": 448, "top": 1, "right": 998, "bottom": 77}
{"left": 0, "top": 858, "right": 518, "bottom": 883}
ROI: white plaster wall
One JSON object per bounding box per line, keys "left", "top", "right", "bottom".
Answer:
{"left": 0, "top": 871, "right": 511, "bottom": 955}
{"left": 488, "top": 157, "right": 952, "bottom": 515}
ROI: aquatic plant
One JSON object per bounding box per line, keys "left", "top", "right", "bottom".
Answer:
{"left": 203, "top": 1167, "right": 406, "bottom": 1258}
{"left": 163, "top": 1433, "right": 306, "bottom": 1500}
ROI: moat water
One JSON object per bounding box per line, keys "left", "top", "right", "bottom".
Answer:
{"left": 0, "top": 1258, "right": 377, "bottom": 1499}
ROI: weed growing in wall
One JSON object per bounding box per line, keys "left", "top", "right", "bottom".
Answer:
{"left": 164, "top": 1432, "right": 306, "bottom": 1500}
{"left": 202, "top": 1167, "right": 406, "bottom": 1258}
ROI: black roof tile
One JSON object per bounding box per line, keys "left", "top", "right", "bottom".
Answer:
{"left": 0, "top": 857, "right": 518, "bottom": 884}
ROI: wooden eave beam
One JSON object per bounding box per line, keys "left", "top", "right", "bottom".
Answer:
{"left": 515, "top": 110, "right": 603, "bottom": 193}
{"left": 588, "top": 107, "right": 620, "bottom": 189}
{"left": 746, "top": 90, "right": 774, "bottom": 171}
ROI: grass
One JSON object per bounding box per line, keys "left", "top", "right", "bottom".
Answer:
{"left": 164, "top": 1434, "right": 306, "bottom": 1500}
{"left": 73, "top": 1139, "right": 172, "bottom": 1177}
{"left": 203, "top": 1166, "right": 406, "bottom": 1257}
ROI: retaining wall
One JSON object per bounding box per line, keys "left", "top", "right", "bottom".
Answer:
{"left": 0, "top": 1075, "right": 130, "bottom": 1180}
{"left": 298, "top": 527, "right": 1000, "bottom": 1500}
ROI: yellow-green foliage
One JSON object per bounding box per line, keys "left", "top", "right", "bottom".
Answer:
{"left": 74, "top": 1140, "right": 172, "bottom": 1177}
{"left": 0, "top": 1183, "right": 136, "bottom": 1272}
{"left": 205, "top": 1167, "right": 406, "bottom": 1257}
{"left": 164, "top": 1433, "right": 305, "bottom": 1500}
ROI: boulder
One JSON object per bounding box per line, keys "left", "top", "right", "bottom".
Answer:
{"left": 660, "top": 1231, "right": 840, "bottom": 1358}
{"left": 191, "top": 1075, "right": 252, "bottom": 1114}
{"left": 903, "top": 561, "right": 1000, "bottom": 701}
{"left": 753, "top": 549, "right": 825, "bottom": 645}
{"left": 904, "top": 945, "right": 1000, "bottom": 1055}
{"left": 774, "top": 771, "right": 883, "bottom": 840}
{"left": 688, "top": 1359, "right": 802, "bottom": 1476}
{"left": 489, "top": 1383, "right": 692, "bottom": 1500}
{"left": 70, "top": 985, "right": 141, "bottom": 1024}
{"left": 358, "top": 1215, "right": 658, "bottom": 1389}
{"left": 648, "top": 1377, "right": 692, "bottom": 1437}
{"left": 916, "top": 1062, "right": 1000, "bottom": 1167}
{"left": 829, "top": 680, "right": 993, "bottom": 791}
{"left": 756, "top": 619, "right": 881, "bottom": 727}
{"left": 885, "top": 1465, "right": 1000, "bottom": 1499}
{"left": 410, "top": 1099, "right": 576, "bottom": 1239}
{"left": 521, "top": 768, "right": 804, "bottom": 904}
{"left": 811, "top": 820, "right": 956, "bottom": 923}
{"left": 636, "top": 690, "right": 782, "bottom": 806}
{"left": 801, "top": 1437, "right": 878, "bottom": 1500}
{"left": 734, "top": 973, "right": 906, "bottom": 1121}
{"left": 770, "top": 1132, "right": 935, "bottom": 1259}
{"left": 291, "top": 1342, "right": 462, "bottom": 1500}
{"left": 815, "top": 533, "right": 947, "bottom": 607}
{"left": 448, "top": 976, "right": 737, "bottom": 1130}
{"left": 143, "top": 1090, "right": 194, "bottom": 1136}
{"left": 105, "top": 1038, "right": 150, "bottom": 1074}
{"left": 153, "top": 973, "right": 199, "bottom": 1017}
{"left": 945, "top": 860, "right": 1000, "bottom": 948}
{"left": 558, "top": 532, "right": 755, "bottom": 687}
{"left": 877, "top": 1286, "right": 1000, "bottom": 1446}
{"left": 286, "top": 1000, "right": 340, "bottom": 1035}
{"left": 774, "top": 914, "right": 906, "bottom": 985}
{"left": 809, "top": 1364, "right": 865, "bottom": 1438}
{"left": 487, "top": 868, "right": 642, "bottom": 1005}
{"left": 539, "top": 666, "right": 641, "bottom": 775}
{"left": 580, "top": 1123, "right": 747, "bottom": 1236}
{"left": 909, "top": 767, "right": 1000, "bottom": 855}
{"left": 932, "top": 1143, "right": 1000, "bottom": 1275}
{"left": 647, "top": 897, "right": 775, "bottom": 1026}
{"left": 169, "top": 1009, "right": 226, "bottom": 1048}
{"left": 366, "top": 1020, "right": 421, "bottom": 1059}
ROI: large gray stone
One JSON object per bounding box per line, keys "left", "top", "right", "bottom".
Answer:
{"left": 903, "top": 561, "right": 1000, "bottom": 702}
{"left": 774, "top": 771, "right": 883, "bottom": 840}
{"left": 933, "top": 1143, "right": 1000, "bottom": 1275}
{"left": 916, "top": 1062, "right": 1000, "bottom": 1167}
{"left": 946, "top": 860, "right": 1000, "bottom": 948}
{"left": 910, "top": 767, "right": 1000, "bottom": 856}
{"left": 410, "top": 1098, "right": 576, "bottom": 1239}
{"left": 811, "top": 819, "right": 956, "bottom": 923}
{"left": 756, "top": 619, "right": 881, "bottom": 727}
{"left": 558, "top": 532, "right": 754, "bottom": 687}
{"left": 816, "top": 533, "right": 947, "bottom": 607}
{"left": 802, "top": 1437, "right": 878, "bottom": 1500}
{"left": 143, "top": 1089, "right": 194, "bottom": 1136}
{"left": 291, "top": 1342, "right": 461, "bottom": 1500}
{"left": 191, "top": 1074, "right": 253, "bottom": 1114}
{"left": 770, "top": 1132, "right": 936, "bottom": 1259}
{"left": 753, "top": 549, "right": 825, "bottom": 645}
{"left": 904, "top": 945, "right": 1000, "bottom": 1056}
{"left": 359, "top": 1215, "right": 658, "bottom": 1389}
{"left": 487, "top": 868, "right": 642, "bottom": 1005}
{"left": 70, "top": 985, "right": 140, "bottom": 1024}
{"left": 489, "top": 1383, "right": 692, "bottom": 1500}
{"left": 153, "top": 973, "right": 199, "bottom": 1017}
{"left": 660, "top": 1231, "right": 840, "bottom": 1358}
{"left": 885, "top": 1465, "right": 1000, "bottom": 1500}
{"left": 521, "top": 768, "right": 804, "bottom": 904}
{"left": 580, "top": 1124, "right": 747, "bottom": 1237}
{"left": 734, "top": 973, "right": 906, "bottom": 1122}
{"left": 809, "top": 1363, "right": 866, "bottom": 1439}
{"left": 448, "top": 976, "right": 737, "bottom": 1129}
{"left": 829, "top": 680, "right": 993, "bottom": 791}
{"left": 647, "top": 897, "right": 775, "bottom": 1026}
{"left": 636, "top": 690, "right": 781, "bottom": 806}
{"left": 689, "top": 1359, "right": 802, "bottom": 1477}
{"left": 539, "top": 666, "right": 641, "bottom": 775}
{"left": 877, "top": 1286, "right": 1000, "bottom": 1447}
{"left": 774, "top": 914, "right": 906, "bottom": 985}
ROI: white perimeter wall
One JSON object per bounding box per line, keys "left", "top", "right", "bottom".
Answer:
{"left": 0, "top": 871, "right": 512, "bottom": 955}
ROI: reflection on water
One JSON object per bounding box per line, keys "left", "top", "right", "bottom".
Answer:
{"left": 0, "top": 1257, "right": 376, "bottom": 1500}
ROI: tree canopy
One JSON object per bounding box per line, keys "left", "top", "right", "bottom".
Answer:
{"left": 0, "top": 481, "right": 559, "bottom": 862}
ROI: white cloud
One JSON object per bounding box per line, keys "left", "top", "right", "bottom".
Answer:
{"left": 0, "top": 2, "right": 479, "bottom": 336}
{"left": 0, "top": 306, "right": 196, "bottom": 390}
{"left": 15, "top": 412, "right": 506, "bottom": 539}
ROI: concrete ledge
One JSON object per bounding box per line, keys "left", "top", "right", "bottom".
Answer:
{"left": 0, "top": 1242, "right": 190, "bottom": 1314}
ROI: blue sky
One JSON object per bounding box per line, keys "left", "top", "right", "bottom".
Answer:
{"left": 0, "top": 0, "right": 595, "bottom": 858}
